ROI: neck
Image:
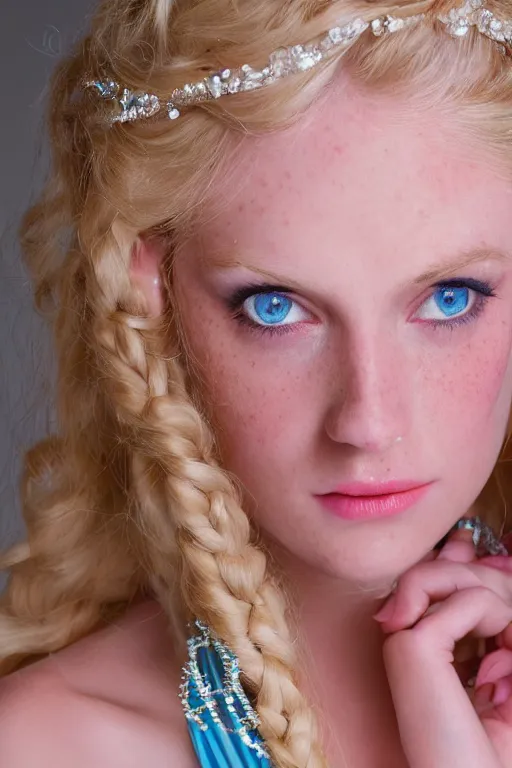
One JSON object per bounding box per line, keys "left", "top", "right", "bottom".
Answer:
{"left": 270, "top": 538, "right": 396, "bottom": 647}
{"left": 268, "top": 541, "right": 407, "bottom": 765}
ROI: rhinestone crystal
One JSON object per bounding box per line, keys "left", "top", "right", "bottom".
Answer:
{"left": 270, "top": 47, "right": 292, "bottom": 76}
{"left": 371, "top": 18, "right": 385, "bottom": 36}
{"left": 206, "top": 75, "right": 223, "bottom": 98}
{"left": 241, "top": 65, "right": 266, "bottom": 89}
{"left": 113, "top": 88, "right": 161, "bottom": 122}
{"left": 92, "top": 79, "right": 119, "bottom": 98}
{"left": 386, "top": 18, "right": 406, "bottom": 33}
{"left": 227, "top": 76, "right": 242, "bottom": 93}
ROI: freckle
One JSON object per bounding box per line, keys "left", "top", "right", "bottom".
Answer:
{"left": 237, "top": 203, "right": 245, "bottom": 213}
{"left": 284, "top": 170, "right": 291, "bottom": 181}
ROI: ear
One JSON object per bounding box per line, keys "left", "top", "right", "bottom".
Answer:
{"left": 129, "top": 236, "right": 166, "bottom": 317}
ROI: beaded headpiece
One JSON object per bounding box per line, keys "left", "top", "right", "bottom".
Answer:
{"left": 84, "top": 0, "right": 512, "bottom": 125}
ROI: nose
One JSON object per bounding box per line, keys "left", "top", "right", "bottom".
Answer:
{"left": 323, "top": 330, "right": 411, "bottom": 453}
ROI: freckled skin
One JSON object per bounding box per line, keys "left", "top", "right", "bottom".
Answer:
{"left": 174, "top": 73, "right": 512, "bottom": 589}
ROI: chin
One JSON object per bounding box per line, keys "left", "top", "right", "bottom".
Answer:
{"left": 288, "top": 529, "right": 435, "bottom": 588}
{"left": 327, "top": 554, "right": 413, "bottom": 589}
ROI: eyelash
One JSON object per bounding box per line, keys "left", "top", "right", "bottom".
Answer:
{"left": 227, "top": 283, "right": 301, "bottom": 338}
{"left": 227, "top": 278, "right": 498, "bottom": 338}
{"left": 417, "top": 278, "right": 497, "bottom": 332}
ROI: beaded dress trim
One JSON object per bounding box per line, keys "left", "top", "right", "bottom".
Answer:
{"left": 180, "top": 621, "right": 272, "bottom": 767}
{"left": 180, "top": 516, "right": 507, "bottom": 767}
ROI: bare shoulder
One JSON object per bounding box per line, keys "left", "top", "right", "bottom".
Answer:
{"left": 0, "top": 599, "right": 198, "bottom": 767}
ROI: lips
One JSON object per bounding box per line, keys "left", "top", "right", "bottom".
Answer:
{"left": 328, "top": 480, "right": 430, "bottom": 497}
{"left": 315, "top": 480, "right": 433, "bottom": 521}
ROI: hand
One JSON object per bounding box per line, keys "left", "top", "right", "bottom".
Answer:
{"left": 373, "top": 526, "right": 512, "bottom": 768}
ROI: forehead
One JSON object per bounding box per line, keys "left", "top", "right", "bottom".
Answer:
{"left": 197, "top": 74, "right": 512, "bottom": 277}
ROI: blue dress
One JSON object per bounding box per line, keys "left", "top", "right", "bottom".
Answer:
{"left": 180, "top": 622, "right": 273, "bottom": 768}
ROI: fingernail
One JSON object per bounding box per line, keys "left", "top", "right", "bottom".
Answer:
{"left": 473, "top": 682, "right": 496, "bottom": 714}
{"left": 452, "top": 527, "right": 475, "bottom": 541}
{"left": 493, "top": 678, "right": 511, "bottom": 706}
{"left": 373, "top": 596, "right": 396, "bottom": 622}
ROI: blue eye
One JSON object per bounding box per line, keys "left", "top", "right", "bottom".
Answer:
{"left": 227, "top": 278, "right": 496, "bottom": 337}
{"left": 243, "top": 291, "right": 307, "bottom": 327}
{"left": 251, "top": 293, "right": 292, "bottom": 324}
{"left": 432, "top": 286, "right": 470, "bottom": 318}
{"left": 416, "top": 280, "right": 495, "bottom": 324}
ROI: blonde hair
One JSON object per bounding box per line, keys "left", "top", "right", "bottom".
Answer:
{"left": 3, "top": 0, "right": 512, "bottom": 765}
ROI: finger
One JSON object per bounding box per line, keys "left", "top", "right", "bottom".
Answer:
{"left": 492, "top": 674, "right": 512, "bottom": 706}
{"left": 473, "top": 682, "right": 497, "bottom": 715}
{"left": 475, "top": 647, "right": 512, "bottom": 689}
{"left": 473, "top": 674, "right": 512, "bottom": 714}
{"left": 374, "top": 560, "right": 510, "bottom": 632}
{"left": 437, "top": 526, "right": 477, "bottom": 564}
{"left": 404, "top": 587, "right": 512, "bottom": 652}
{"left": 478, "top": 555, "right": 512, "bottom": 573}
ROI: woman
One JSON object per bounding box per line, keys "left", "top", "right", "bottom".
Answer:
{"left": 2, "top": 0, "right": 512, "bottom": 765}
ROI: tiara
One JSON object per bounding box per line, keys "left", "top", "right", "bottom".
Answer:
{"left": 84, "top": 0, "right": 512, "bottom": 124}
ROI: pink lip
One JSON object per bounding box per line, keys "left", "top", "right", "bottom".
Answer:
{"left": 315, "top": 481, "right": 433, "bottom": 521}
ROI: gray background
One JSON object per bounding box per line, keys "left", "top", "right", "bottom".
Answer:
{"left": 1, "top": 2, "right": 95, "bottom": 587}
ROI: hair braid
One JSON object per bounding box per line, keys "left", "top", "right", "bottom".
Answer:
{"left": 0, "top": 230, "right": 144, "bottom": 675}
{"left": 90, "top": 234, "right": 326, "bottom": 767}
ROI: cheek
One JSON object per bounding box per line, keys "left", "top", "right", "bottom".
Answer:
{"left": 423, "top": 324, "right": 512, "bottom": 464}
{"left": 180, "top": 315, "right": 317, "bottom": 481}
{"left": 201, "top": 346, "right": 309, "bottom": 464}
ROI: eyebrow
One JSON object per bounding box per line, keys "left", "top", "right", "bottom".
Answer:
{"left": 206, "top": 246, "right": 510, "bottom": 288}
{"left": 412, "top": 247, "right": 510, "bottom": 284}
{"left": 204, "top": 249, "right": 305, "bottom": 290}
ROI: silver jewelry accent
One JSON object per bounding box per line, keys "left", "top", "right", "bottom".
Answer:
{"left": 179, "top": 620, "right": 270, "bottom": 760}
{"left": 84, "top": 0, "right": 512, "bottom": 125}
{"left": 83, "top": 80, "right": 161, "bottom": 123}
{"left": 455, "top": 515, "right": 509, "bottom": 556}
{"left": 456, "top": 517, "right": 509, "bottom": 692}
{"left": 438, "top": 0, "right": 512, "bottom": 51}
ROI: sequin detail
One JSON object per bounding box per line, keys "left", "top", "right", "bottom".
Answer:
{"left": 179, "top": 621, "right": 271, "bottom": 766}
{"left": 84, "top": 0, "right": 512, "bottom": 124}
